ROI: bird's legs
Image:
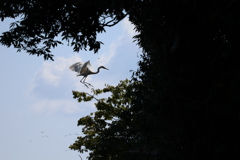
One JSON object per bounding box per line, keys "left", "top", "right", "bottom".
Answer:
{"left": 80, "top": 76, "right": 93, "bottom": 88}
{"left": 84, "top": 81, "right": 94, "bottom": 88}
{"left": 80, "top": 77, "right": 89, "bottom": 88}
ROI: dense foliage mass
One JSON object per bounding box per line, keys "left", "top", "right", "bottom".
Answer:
{"left": 130, "top": 1, "right": 240, "bottom": 159}
{"left": 1, "top": 0, "right": 240, "bottom": 159}
{"left": 70, "top": 80, "right": 147, "bottom": 160}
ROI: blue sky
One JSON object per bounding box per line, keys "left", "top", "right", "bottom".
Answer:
{"left": 0, "top": 18, "right": 140, "bottom": 160}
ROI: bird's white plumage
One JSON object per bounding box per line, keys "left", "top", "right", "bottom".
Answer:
{"left": 69, "top": 62, "right": 84, "bottom": 73}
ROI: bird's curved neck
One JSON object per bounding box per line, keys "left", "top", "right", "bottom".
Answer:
{"left": 91, "top": 67, "right": 102, "bottom": 74}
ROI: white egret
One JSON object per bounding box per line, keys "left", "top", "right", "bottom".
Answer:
{"left": 69, "top": 60, "right": 108, "bottom": 87}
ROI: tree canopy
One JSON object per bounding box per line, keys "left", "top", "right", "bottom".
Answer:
{"left": 70, "top": 80, "right": 148, "bottom": 160}
{"left": 1, "top": 0, "right": 240, "bottom": 159}
{"left": 1, "top": 0, "right": 239, "bottom": 60}
{"left": 0, "top": 0, "right": 128, "bottom": 60}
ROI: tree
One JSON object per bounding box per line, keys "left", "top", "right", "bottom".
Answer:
{"left": 70, "top": 79, "right": 152, "bottom": 160}
{"left": 130, "top": 1, "right": 240, "bottom": 159}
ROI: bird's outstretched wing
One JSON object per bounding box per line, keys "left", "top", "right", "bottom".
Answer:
{"left": 80, "top": 60, "right": 94, "bottom": 74}
{"left": 69, "top": 62, "right": 84, "bottom": 73}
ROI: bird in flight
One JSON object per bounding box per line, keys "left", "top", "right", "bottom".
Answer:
{"left": 69, "top": 60, "right": 108, "bottom": 88}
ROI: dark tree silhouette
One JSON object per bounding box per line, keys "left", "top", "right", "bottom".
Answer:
{"left": 0, "top": 0, "right": 128, "bottom": 60}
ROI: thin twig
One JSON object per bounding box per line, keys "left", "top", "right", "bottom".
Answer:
{"left": 103, "top": 14, "right": 128, "bottom": 27}
{"left": 86, "top": 93, "right": 99, "bottom": 101}
{"left": 78, "top": 155, "right": 83, "bottom": 160}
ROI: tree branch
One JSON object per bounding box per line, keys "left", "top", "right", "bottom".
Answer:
{"left": 86, "top": 92, "right": 99, "bottom": 101}
{"left": 103, "top": 14, "right": 128, "bottom": 27}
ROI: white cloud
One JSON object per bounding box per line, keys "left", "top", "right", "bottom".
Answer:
{"left": 97, "top": 42, "right": 118, "bottom": 67}
{"left": 97, "top": 18, "right": 138, "bottom": 67}
{"left": 122, "top": 18, "right": 137, "bottom": 37}
{"left": 39, "top": 55, "right": 82, "bottom": 87}
{"left": 26, "top": 54, "right": 82, "bottom": 98}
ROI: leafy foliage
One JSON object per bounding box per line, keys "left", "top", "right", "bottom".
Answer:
{"left": 130, "top": 1, "right": 240, "bottom": 159}
{"left": 0, "top": 0, "right": 128, "bottom": 60}
{"left": 70, "top": 79, "right": 148, "bottom": 160}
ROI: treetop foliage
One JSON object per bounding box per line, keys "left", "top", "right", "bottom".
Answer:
{"left": 1, "top": 0, "right": 240, "bottom": 61}
{"left": 0, "top": 0, "right": 129, "bottom": 60}
{"left": 70, "top": 79, "right": 146, "bottom": 160}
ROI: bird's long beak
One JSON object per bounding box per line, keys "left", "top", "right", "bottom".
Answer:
{"left": 105, "top": 67, "right": 109, "bottom": 70}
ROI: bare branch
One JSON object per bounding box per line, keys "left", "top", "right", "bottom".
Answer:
{"left": 103, "top": 14, "right": 128, "bottom": 27}
{"left": 78, "top": 155, "right": 83, "bottom": 160}
{"left": 86, "top": 92, "right": 99, "bottom": 101}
